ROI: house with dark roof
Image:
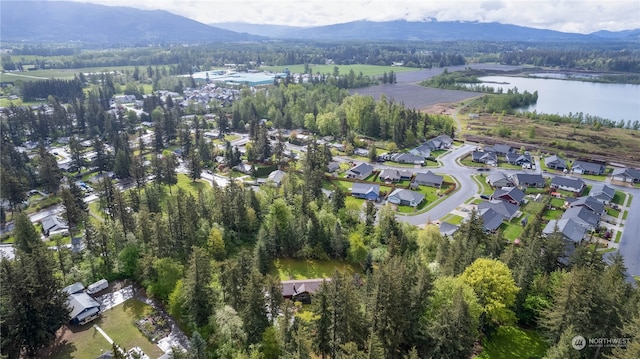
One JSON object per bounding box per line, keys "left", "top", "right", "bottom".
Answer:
{"left": 345, "top": 163, "right": 374, "bottom": 180}
{"left": 423, "top": 134, "right": 453, "bottom": 151}
{"left": 550, "top": 176, "right": 586, "bottom": 193}
{"left": 491, "top": 187, "right": 525, "bottom": 205}
{"left": 486, "top": 171, "right": 514, "bottom": 188}
{"left": 67, "top": 292, "right": 101, "bottom": 325}
{"left": 611, "top": 167, "right": 640, "bottom": 183}
{"left": 478, "top": 200, "right": 520, "bottom": 221}
{"left": 267, "top": 170, "right": 286, "bottom": 186}
{"left": 543, "top": 218, "right": 587, "bottom": 243}
{"left": 572, "top": 161, "right": 606, "bottom": 175}
{"left": 41, "top": 215, "right": 69, "bottom": 236}
{"left": 511, "top": 173, "right": 545, "bottom": 188}
{"left": 589, "top": 183, "right": 615, "bottom": 204}
{"left": 544, "top": 155, "right": 568, "bottom": 170}
{"left": 351, "top": 183, "right": 380, "bottom": 201}
{"left": 387, "top": 189, "right": 425, "bottom": 207}
{"left": 63, "top": 282, "right": 85, "bottom": 295}
{"left": 478, "top": 208, "right": 504, "bottom": 233}
{"left": 439, "top": 222, "right": 459, "bottom": 237}
{"left": 567, "top": 196, "right": 605, "bottom": 215}
{"left": 505, "top": 153, "right": 532, "bottom": 166}
{"left": 471, "top": 151, "right": 498, "bottom": 166}
{"left": 414, "top": 171, "right": 443, "bottom": 188}
{"left": 487, "top": 144, "right": 513, "bottom": 156}
{"left": 327, "top": 161, "right": 340, "bottom": 173}
{"left": 282, "top": 279, "right": 328, "bottom": 304}
{"left": 379, "top": 168, "right": 412, "bottom": 183}
{"left": 390, "top": 153, "right": 424, "bottom": 165}
{"left": 409, "top": 144, "right": 432, "bottom": 159}
{"left": 562, "top": 206, "right": 600, "bottom": 231}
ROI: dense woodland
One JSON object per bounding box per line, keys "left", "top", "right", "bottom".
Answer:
{"left": 1, "top": 42, "right": 640, "bottom": 358}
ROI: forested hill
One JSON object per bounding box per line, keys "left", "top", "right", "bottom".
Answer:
{"left": 0, "top": 1, "right": 261, "bottom": 43}
{"left": 213, "top": 20, "right": 640, "bottom": 43}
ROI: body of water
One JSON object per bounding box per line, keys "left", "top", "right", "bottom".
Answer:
{"left": 477, "top": 76, "right": 640, "bottom": 123}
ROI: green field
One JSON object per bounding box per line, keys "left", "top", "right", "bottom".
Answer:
{"left": 260, "top": 64, "right": 418, "bottom": 77}
{"left": 441, "top": 214, "right": 464, "bottom": 225}
{"left": 1, "top": 65, "right": 174, "bottom": 82}
{"left": 472, "top": 174, "right": 494, "bottom": 195}
{"left": 501, "top": 223, "right": 524, "bottom": 241}
{"left": 612, "top": 191, "right": 626, "bottom": 205}
{"left": 477, "top": 326, "right": 548, "bottom": 359}
{"left": 271, "top": 258, "right": 360, "bottom": 280}
{"left": 49, "top": 299, "right": 164, "bottom": 359}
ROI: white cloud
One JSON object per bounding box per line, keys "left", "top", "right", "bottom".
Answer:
{"left": 62, "top": 0, "right": 639, "bottom": 33}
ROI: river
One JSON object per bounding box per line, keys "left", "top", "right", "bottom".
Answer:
{"left": 477, "top": 75, "right": 640, "bottom": 123}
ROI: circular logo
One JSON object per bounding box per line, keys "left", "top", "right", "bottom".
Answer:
{"left": 572, "top": 335, "right": 587, "bottom": 350}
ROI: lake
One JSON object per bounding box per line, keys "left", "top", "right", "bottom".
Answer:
{"left": 477, "top": 76, "right": 640, "bottom": 123}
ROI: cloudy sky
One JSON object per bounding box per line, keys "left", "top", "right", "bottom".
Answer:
{"left": 67, "top": 0, "right": 639, "bottom": 33}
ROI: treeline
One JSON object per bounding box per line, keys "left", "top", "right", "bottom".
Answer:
{"left": 475, "top": 89, "right": 539, "bottom": 114}
{"left": 521, "top": 110, "right": 640, "bottom": 130}
{"left": 21, "top": 78, "right": 84, "bottom": 103}
{"left": 500, "top": 48, "right": 640, "bottom": 73}
{"left": 419, "top": 68, "right": 481, "bottom": 90}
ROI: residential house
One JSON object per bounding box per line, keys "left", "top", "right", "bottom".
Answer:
{"left": 282, "top": 279, "right": 328, "bottom": 304}
{"left": 409, "top": 144, "right": 431, "bottom": 159}
{"left": 611, "top": 167, "right": 640, "bottom": 183}
{"left": 471, "top": 151, "right": 498, "bottom": 166}
{"left": 387, "top": 189, "right": 425, "bottom": 207}
{"left": 414, "top": 171, "right": 444, "bottom": 188}
{"left": 505, "top": 153, "right": 533, "bottom": 166}
{"left": 327, "top": 161, "right": 341, "bottom": 173}
{"left": 439, "top": 222, "right": 459, "bottom": 237}
{"left": 544, "top": 155, "right": 568, "bottom": 171}
{"left": 379, "top": 168, "right": 413, "bottom": 183}
{"left": 511, "top": 173, "right": 545, "bottom": 188}
{"left": 71, "top": 237, "right": 85, "bottom": 253}
{"left": 572, "top": 161, "right": 606, "bottom": 175}
{"left": 486, "top": 171, "right": 514, "bottom": 188}
{"left": 486, "top": 144, "right": 513, "bottom": 157}
{"left": 345, "top": 163, "right": 374, "bottom": 180}
{"left": 589, "top": 183, "right": 615, "bottom": 205}
{"left": 490, "top": 187, "right": 525, "bottom": 205}
{"left": 425, "top": 134, "right": 453, "bottom": 150}
{"left": 67, "top": 292, "right": 101, "bottom": 325}
{"left": 233, "top": 163, "right": 252, "bottom": 174}
{"left": 543, "top": 218, "right": 587, "bottom": 243}
{"left": 267, "top": 170, "right": 286, "bottom": 186}
{"left": 550, "top": 176, "right": 586, "bottom": 194}
{"left": 567, "top": 196, "right": 605, "bottom": 216}
{"left": 562, "top": 206, "right": 600, "bottom": 231}
{"left": 63, "top": 282, "right": 85, "bottom": 295}
{"left": 478, "top": 200, "right": 520, "bottom": 221}
{"left": 390, "top": 153, "right": 424, "bottom": 165}
{"left": 478, "top": 208, "right": 504, "bottom": 233}
{"left": 41, "top": 215, "right": 69, "bottom": 236}
{"left": 351, "top": 183, "right": 380, "bottom": 201}
{"left": 354, "top": 148, "right": 369, "bottom": 157}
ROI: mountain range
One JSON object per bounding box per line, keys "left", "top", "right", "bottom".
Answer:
{"left": 1, "top": 1, "right": 638, "bottom": 44}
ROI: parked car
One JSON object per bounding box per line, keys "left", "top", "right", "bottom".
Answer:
{"left": 480, "top": 194, "right": 490, "bottom": 200}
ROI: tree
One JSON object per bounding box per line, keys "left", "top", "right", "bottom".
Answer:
{"left": 460, "top": 258, "right": 519, "bottom": 331}
{"left": 61, "top": 182, "right": 87, "bottom": 228}
{"left": 187, "top": 331, "right": 207, "bottom": 359}
{"left": 113, "top": 149, "right": 131, "bottom": 179}
{"left": 182, "top": 247, "right": 214, "bottom": 328}
{"left": 37, "top": 143, "right": 62, "bottom": 194}
{"left": 187, "top": 149, "right": 203, "bottom": 182}
{"left": 0, "top": 214, "right": 70, "bottom": 357}
{"left": 212, "top": 305, "right": 247, "bottom": 358}
{"left": 313, "top": 281, "right": 332, "bottom": 359}
{"left": 260, "top": 327, "right": 282, "bottom": 359}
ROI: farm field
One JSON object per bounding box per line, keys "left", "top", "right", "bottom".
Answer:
{"left": 1, "top": 65, "right": 174, "bottom": 81}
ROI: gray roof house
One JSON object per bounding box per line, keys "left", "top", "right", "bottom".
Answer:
{"left": 327, "top": 161, "right": 341, "bottom": 173}
{"left": 267, "top": 170, "right": 286, "bottom": 186}
{"left": 505, "top": 153, "right": 532, "bottom": 165}
{"left": 439, "top": 222, "right": 459, "bottom": 237}
{"left": 345, "top": 163, "right": 374, "bottom": 180}
{"left": 589, "top": 183, "right": 616, "bottom": 204}
{"left": 567, "top": 196, "right": 605, "bottom": 215}
{"left": 351, "top": 183, "right": 380, "bottom": 201}
{"left": 41, "top": 215, "right": 69, "bottom": 236}
{"left": 67, "top": 292, "right": 101, "bottom": 325}
{"left": 390, "top": 153, "right": 425, "bottom": 165}
{"left": 387, "top": 189, "right": 425, "bottom": 207}
{"left": 282, "top": 279, "right": 328, "bottom": 304}
{"left": 486, "top": 171, "right": 514, "bottom": 188}
{"left": 423, "top": 134, "right": 453, "bottom": 151}
{"left": 511, "top": 173, "right": 545, "bottom": 188}
{"left": 471, "top": 151, "right": 498, "bottom": 165}
{"left": 611, "top": 167, "right": 640, "bottom": 183}
{"left": 478, "top": 200, "right": 520, "bottom": 221}
{"left": 572, "top": 161, "right": 606, "bottom": 175}
{"left": 414, "top": 171, "right": 444, "bottom": 188}
{"left": 409, "top": 144, "right": 432, "bottom": 159}
{"left": 63, "top": 282, "right": 85, "bottom": 295}
{"left": 478, "top": 208, "right": 504, "bottom": 233}
{"left": 487, "top": 144, "right": 513, "bottom": 156}
{"left": 562, "top": 206, "right": 600, "bottom": 231}
{"left": 544, "top": 155, "right": 568, "bottom": 170}
{"left": 379, "top": 168, "right": 412, "bottom": 183}
{"left": 491, "top": 187, "right": 525, "bottom": 205}
{"left": 550, "top": 176, "right": 586, "bottom": 193}
{"left": 543, "top": 218, "right": 587, "bottom": 243}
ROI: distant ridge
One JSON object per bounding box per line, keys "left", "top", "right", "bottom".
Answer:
{"left": 0, "top": 1, "right": 262, "bottom": 43}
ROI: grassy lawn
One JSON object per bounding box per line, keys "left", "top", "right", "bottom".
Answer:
{"left": 622, "top": 210, "right": 629, "bottom": 220}
{"left": 616, "top": 231, "right": 622, "bottom": 243}
{"left": 522, "top": 198, "right": 547, "bottom": 216}
{"left": 543, "top": 209, "right": 563, "bottom": 221}
{"left": 472, "top": 174, "right": 493, "bottom": 195}
{"left": 501, "top": 223, "right": 523, "bottom": 241}
{"left": 459, "top": 155, "right": 486, "bottom": 167}
{"left": 442, "top": 214, "right": 464, "bottom": 225}
{"left": 606, "top": 207, "right": 621, "bottom": 218}
{"left": 612, "top": 191, "right": 626, "bottom": 206}
{"left": 260, "top": 64, "right": 418, "bottom": 77}
{"left": 477, "top": 326, "right": 548, "bottom": 359}
{"left": 496, "top": 162, "right": 521, "bottom": 170}
{"left": 525, "top": 187, "right": 548, "bottom": 195}
{"left": 549, "top": 198, "right": 565, "bottom": 208}
{"left": 49, "top": 299, "right": 164, "bottom": 359}
{"left": 271, "top": 258, "right": 360, "bottom": 280}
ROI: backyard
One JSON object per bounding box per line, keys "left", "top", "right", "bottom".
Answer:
{"left": 270, "top": 258, "right": 360, "bottom": 280}
{"left": 476, "top": 326, "right": 548, "bottom": 359}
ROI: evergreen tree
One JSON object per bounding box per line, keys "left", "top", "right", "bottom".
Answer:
{"left": 37, "top": 143, "right": 62, "bottom": 193}
{"left": 182, "top": 247, "right": 215, "bottom": 328}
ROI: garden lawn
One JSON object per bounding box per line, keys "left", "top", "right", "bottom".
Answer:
{"left": 442, "top": 214, "right": 464, "bottom": 225}
{"left": 477, "top": 326, "right": 548, "bottom": 359}
{"left": 501, "top": 223, "right": 523, "bottom": 241}
{"left": 549, "top": 198, "right": 565, "bottom": 208}
{"left": 606, "top": 207, "right": 620, "bottom": 218}
{"left": 612, "top": 191, "right": 626, "bottom": 206}
{"left": 49, "top": 299, "right": 164, "bottom": 359}
{"left": 271, "top": 258, "right": 360, "bottom": 280}
{"left": 543, "top": 209, "right": 563, "bottom": 221}
{"left": 522, "top": 198, "right": 547, "bottom": 216}
{"left": 472, "top": 174, "right": 493, "bottom": 195}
